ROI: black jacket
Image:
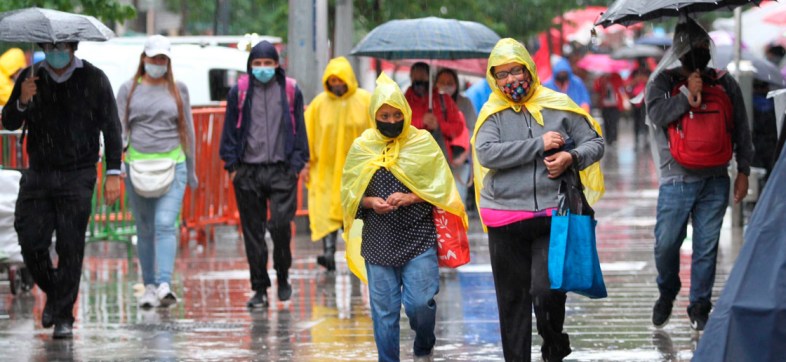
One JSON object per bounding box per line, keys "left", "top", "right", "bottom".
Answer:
{"left": 2, "top": 60, "right": 122, "bottom": 172}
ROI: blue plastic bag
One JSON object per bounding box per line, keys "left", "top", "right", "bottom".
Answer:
{"left": 549, "top": 210, "right": 606, "bottom": 298}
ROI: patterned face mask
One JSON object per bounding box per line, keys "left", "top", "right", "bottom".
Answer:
{"left": 500, "top": 79, "right": 531, "bottom": 102}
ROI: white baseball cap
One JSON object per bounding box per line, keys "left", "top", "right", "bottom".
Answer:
{"left": 144, "top": 35, "right": 171, "bottom": 58}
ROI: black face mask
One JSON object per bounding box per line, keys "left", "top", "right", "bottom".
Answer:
{"left": 555, "top": 73, "right": 569, "bottom": 83}
{"left": 329, "top": 84, "right": 348, "bottom": 97}
{"left": 376, "top": 120, "right": 404, "bottom": 138}
{"left": 411, "top": 80, "right": 429, "bottom": 96}
{"left": 682, "top": 48, "right": 711, "bottom": 72}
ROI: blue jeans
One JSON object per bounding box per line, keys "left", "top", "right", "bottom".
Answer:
{"left": 366, "top": 247, "right": 439, "bottom": 362}
{"left": 126, "top": 162, "right": 187, "bottom": 286}
{"left": 654, "top": 176, "right": 729, "bottom": 304}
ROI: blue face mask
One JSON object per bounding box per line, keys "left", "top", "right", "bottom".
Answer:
{"left": 45, "top": 50, "right": 71, "bottom": 69}
{"left": 252, "top": 66, "right": 276, "bottom": 83}
{"left": 144, "top": 63, "right": 168, "bottom": 79}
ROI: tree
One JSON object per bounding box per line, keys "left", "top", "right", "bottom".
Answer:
{"left": 0, "top": 0, "right": 136, "bottom": 24}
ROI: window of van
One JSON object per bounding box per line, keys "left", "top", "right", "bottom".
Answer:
{"left": 209, "top": 69, "right": 244, "bottom": 101}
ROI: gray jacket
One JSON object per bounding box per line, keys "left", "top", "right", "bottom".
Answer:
{"left": 645, "top": 68, "right": 753, "bottom": 183}
{"left": 475, "top": 108, "right": 604, "bottom": 211}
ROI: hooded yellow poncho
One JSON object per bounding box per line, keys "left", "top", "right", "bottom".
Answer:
{"left": 0, "top": 48, "right": 26, "bottom": 106}
{"left": 305, "top": 57, "right": 373, "bottom": 241}
{"left": 341, "top": 73, "right": 468, "bottom": 283}
{"left": 472, "top": 38, "right": 605, "bottom": 226}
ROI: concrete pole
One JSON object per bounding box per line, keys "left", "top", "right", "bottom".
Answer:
{"left": 287, "top": 0, "right": 325, "bottom": 103}
{"left": 316, "top": 0, "right": 329, "bottom": 90}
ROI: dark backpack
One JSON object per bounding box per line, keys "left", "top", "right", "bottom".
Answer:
{"left": 667, "top": 70, "right": 734, "bottom": 169}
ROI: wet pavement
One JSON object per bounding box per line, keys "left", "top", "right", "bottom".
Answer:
{"left": 0, "top": 122, "right": 745, "bottom": 361}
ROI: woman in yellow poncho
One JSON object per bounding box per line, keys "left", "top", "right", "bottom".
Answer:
{"left": 340, "top": 73, "right": 467, "bottom": 362}
{"left": 304, "top": 56, "right": 372, "bottom": 271}
{"left": 472, "top": 38, "right": 605, "bottom": 362}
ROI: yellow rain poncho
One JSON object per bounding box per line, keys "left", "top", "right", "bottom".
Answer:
{"left": 340, "top": 73, "right": 468, "bottom": 283}
{"left": 0, "top": 48, "right": 26, "bottom": 106}
{"left": 305, "top": 57, "right": 372, "bottom": 241}
{"left": 471, "top": 38, "right": 605, "bottom": 227}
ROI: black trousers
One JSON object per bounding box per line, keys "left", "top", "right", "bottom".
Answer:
{"left": 232, "top": 163, "right": 298, "bottom": 291}
{"left": 601, "top": 107, "right": 620, "bottom": 146}
{"left": 15, "top": 168, "right": 96, "bottom": 324}
{"left": 488, "top": 218, "right": 570, "bottom": 362}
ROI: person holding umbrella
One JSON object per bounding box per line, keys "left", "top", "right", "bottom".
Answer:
{"left": 472, "top": 38, "right": 605, "bottom": 362}
{"left": 1, "top": 40, "right": 123, "bottom": 338}
{"left": 645, "top": 18, "right": 753, "bottom": 331}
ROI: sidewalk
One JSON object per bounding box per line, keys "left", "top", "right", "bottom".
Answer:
{"left": 0, "top": 123, "right": 744, "bottom": 361}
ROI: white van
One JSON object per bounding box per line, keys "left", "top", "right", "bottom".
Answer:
{"left": 76, "top": 39, "right": 254, "bottom": 106}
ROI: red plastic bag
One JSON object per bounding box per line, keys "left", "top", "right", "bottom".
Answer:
{"left": 433, "top": 207, "right": 470, "bottom": 268}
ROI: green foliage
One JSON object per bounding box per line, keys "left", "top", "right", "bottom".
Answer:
{"left": 0, "top": 0, "right": 136, "bottom": 23}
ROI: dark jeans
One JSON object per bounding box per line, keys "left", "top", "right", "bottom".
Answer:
{"left": 488, "top": 217, "right": 570, "bottom": 362}
{"left": 632, "top": 105, "right": 647, "bottom": 146}
{"left": 15, "top": 168, "right": 96, "bottom": 324}
{"left": 232, "top": 163, "right": 298, "bottom": 291}
{"left": 601, "top": 107, "right": 620, "bottom": 146}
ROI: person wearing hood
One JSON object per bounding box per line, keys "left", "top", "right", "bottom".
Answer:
{"left": 115, "top": 35, "right": 198, "bottom": 308}
{"left": 1, "top": 41, "right": 123, "bottom": 339}
{"left": 436, "top": 68, "right": 476, "bottom": 206}
{"left": 543, "top": 57, "right": 591, "bottom": 113}
{"left": 340, "top": 73, "right": 468, "bottom": 362}
{"left": 304, "top": 57, "right": 372, "bottom": 271}
{"left": 645, "top": 18, "right": 753, "bottom": 332}
{"left": 0, "top": 48, "right": 26, "bottom": 106}
{"left": 472, "top": 38, "right": 605, "bottom": 362}
{"left": 219, "top": 40, "right": 309, "bottom": 308}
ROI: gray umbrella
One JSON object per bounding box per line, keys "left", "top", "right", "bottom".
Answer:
{"left": 350, "top": 17, "right": 499, "bottom": 60}
{"left": 713, "top": 45, "right": 786, "bottom": 88}
{"left": 595, "top": 0, "right": 764, "bottom": 28}
{"left": 0, "top": 7, "right": 114, "bottom": 43}
{"left": 612, "top": 44, "right": 664, "bottom": 59}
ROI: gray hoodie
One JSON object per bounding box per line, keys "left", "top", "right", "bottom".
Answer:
{"left": 475, "top": 107, "right": 604, "bottom": 211}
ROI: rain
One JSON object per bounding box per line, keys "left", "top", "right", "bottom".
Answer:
{"left": 2, "top": 0, "right": 786, "bottom": 361}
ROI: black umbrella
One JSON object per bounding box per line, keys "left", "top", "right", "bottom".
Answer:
{"left": 0, "top": 7, "right": 114, "bottom": 43}
{"left": 612, "top": 44, "right": 664, "bottom": 60}
{"left": 595, "top": 0, "right": 764, "bottom": 28}
{"left": 713, "top": 45, "right": 786, "bottom": 88}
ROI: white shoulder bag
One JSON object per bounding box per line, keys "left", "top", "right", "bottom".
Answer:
{"left": 129, "top": 158, "right": 176, "bottom": 198}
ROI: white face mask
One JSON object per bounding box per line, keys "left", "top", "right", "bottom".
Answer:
{"left": 438, "top": 85, "right": 457, "bottom": 95}
{"left": 144, "top": 63, "right": 167, "bottom": 79}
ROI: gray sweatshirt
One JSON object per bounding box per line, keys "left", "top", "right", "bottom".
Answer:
{"left": 475, "top": 107, "right": 604, "bottom": 211}
{"left": 116, "top": 80, "right": 198, "bottom": 187}
{"left": 242, "top": 79, "right": 286, "bottom": 164}
{"left": 645, "top": 69, "right": 753, "bottom": 183}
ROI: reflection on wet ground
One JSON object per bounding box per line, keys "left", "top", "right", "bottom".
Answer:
{"left": 1, "top": 124, "right": 743, "bottom": 361}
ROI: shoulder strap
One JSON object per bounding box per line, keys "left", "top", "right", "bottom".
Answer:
{"left": 235, "top": 74, "right": 250, "bottom": 129}
{"left": 285, "top": 77, "right": 297, "bottom": 133}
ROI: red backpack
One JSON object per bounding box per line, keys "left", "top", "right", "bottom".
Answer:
{"left": 235, "top": 73, "right": 297, "bottom": 133}
{"left": 667, "top": 71, "right": 734, "bottom": 169}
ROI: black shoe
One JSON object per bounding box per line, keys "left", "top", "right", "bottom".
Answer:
{"left": 652, "top": 296, "right": 674, "bottom": 328}
{"left": 246, "top": 291, "right": 268, "bottom": 308}
{"left": 688, "top": 301, "right": 712, "bottom": 331}
{"left": 316, "top": 255, "right": 336, "bottom": 271}
{"left": 278, "top": 281, "right": 292, "bottom": 301}
{"left": 542, "top": 333, "right": 571, "bottom": 362}
{"left": 42, "top": 299, "right": 54, "bottom": 328}
{"left": 53, "top": 323, "right": 73, "bottom": 339}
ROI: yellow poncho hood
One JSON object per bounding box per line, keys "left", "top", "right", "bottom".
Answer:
{"left": 305, "top": 57, "right": 372, "bottom": 241}
{"left": 471, "top": 38, "right": 605, "bottom": 225}
{"left": 341, "top": 73, "right": 467, "bottom": 282}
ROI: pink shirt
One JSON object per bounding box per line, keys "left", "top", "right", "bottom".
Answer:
{"left": 480, "top": 207, "right": 558, "bottom": 227}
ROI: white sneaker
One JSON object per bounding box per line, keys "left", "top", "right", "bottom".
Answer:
{"left": 156, "top": 282, "right": 178, "bottom": 307}
{"left": 139, "top": 284, "right": 160, "bottom": 309}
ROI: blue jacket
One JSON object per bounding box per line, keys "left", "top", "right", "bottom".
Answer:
{"left": 543, "top": 58, "right": 591, "bottom": 109}
{"left": 219, "top": 41, "right": 309, "bottom": 173}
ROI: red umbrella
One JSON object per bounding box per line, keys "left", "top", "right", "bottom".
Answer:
{"left": 576, "top": 54, "right": 634, "bottom": 74}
